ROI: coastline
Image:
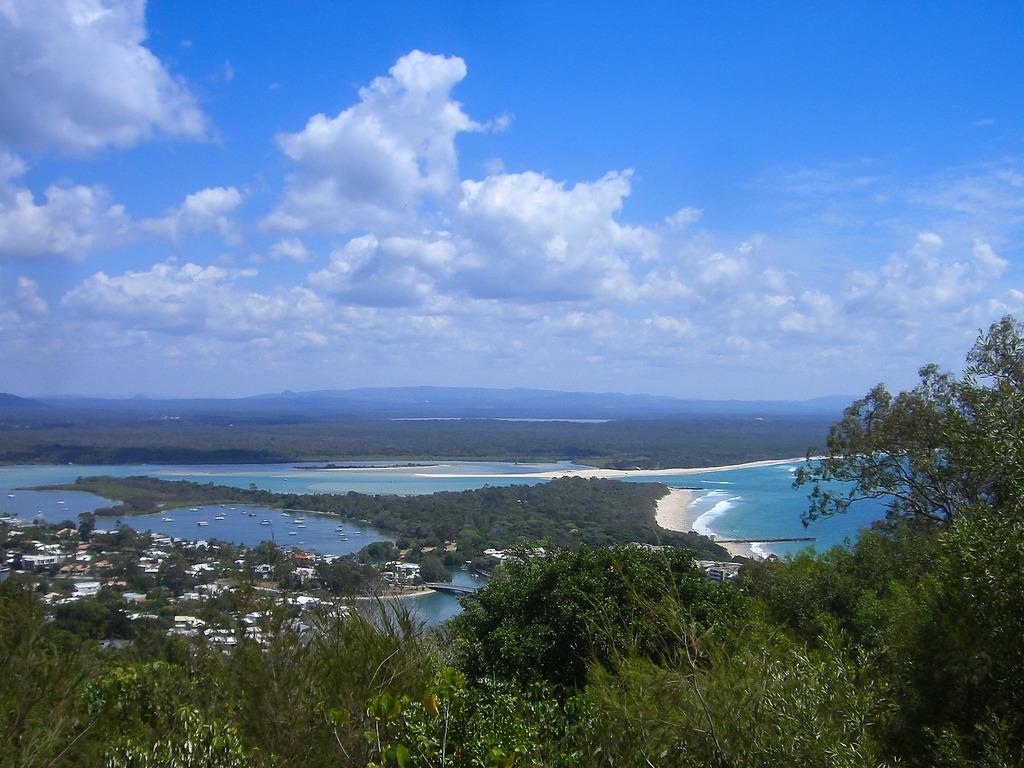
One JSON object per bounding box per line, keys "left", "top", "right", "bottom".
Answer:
{"left": 653, "top": 485, "right": 760, "bottom": 560}
{"left": 654, "top": 487, "right": 698, "bottom": 532}
{"left": 315, "top": 464, "right": 444, "bottom": 472}
{"left": 407, "top": 456, "right": 807, "bottom": 479}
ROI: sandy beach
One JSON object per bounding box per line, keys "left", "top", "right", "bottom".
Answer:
{"left": 654, "top": 487, "right": 698, "bottom": 532}
{"left": 653, "top": 485, "right": 759, "bottom": 559}
{"left": 406, "top": 456, "right": 807, "bottom": 480}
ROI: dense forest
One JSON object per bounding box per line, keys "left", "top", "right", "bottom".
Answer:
{"left": 3, "top": 316, "right": 1023, "bottom": 766}
{"left": 0, "top": 412, "right": 831, "bottom": 469}
{"left": 35, "top": 474, "right": 730, "bottom": 562}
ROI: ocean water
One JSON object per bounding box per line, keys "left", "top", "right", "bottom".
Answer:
{"left": 620, "top": 462, "right": 888, "bottom": 557}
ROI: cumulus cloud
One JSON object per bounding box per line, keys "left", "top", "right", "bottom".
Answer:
{"left": 140, "top": 186, "right": 243, "bottom": 244}
{"left": 63, "top": 260, "right": 327, "bottom": 340}
{"left": 0, "top": 155, "right": 130, "bottom": 260}
{"left": 846, "top": 233, "right": 1009, "bottom": 316}
{"left": 266, "top": 50, "right": 480, "bottom": 232}
{"left": 308, "top": 233, "right": 456, "bottom": 307}
{"left": 696, "top": 252, "right": 747, "bottom": 286}
{"left": 0, "top": 163, "right": 241, "bottom": 261}
{"left": 455, "top": 170, "right": 657, "bottom": 301}
{"left": 268, "top": 238, "right": 311, "bottom": 262}
{"left": 0, "top": 0, "right": 207, "bottom": 153}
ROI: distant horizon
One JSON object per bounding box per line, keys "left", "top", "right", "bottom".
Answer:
{"left": 6, "top": 384, "right": 857, "bottom": 406}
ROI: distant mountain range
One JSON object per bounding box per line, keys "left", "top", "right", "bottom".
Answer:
{"left": 0, "top": 393, "right": 47, "bottom": 409}
{"left": 6, "top": 386, "right": 855, "bottom": 420}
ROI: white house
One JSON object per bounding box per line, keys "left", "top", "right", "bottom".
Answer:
{"left": 73, "top": 580, "right": 101, "bottom": 598}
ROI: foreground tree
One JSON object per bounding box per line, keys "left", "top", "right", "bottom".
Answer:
{"left": 795, "top": 315, "right": 1024, "bottom": 527}
{"left": 454, "top": 545, "right": 745, "bottom": 689}
{"left": 788, "top": 315, "right": 1024, "bottom": 763}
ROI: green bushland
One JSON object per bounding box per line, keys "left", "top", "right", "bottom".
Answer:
{"left": 3, "top": 317, "right": 1023, "bottom": 767}
{"left": 0, "top": 413, "right": 830, "bottom": 469}
{"left": 34, "top": 474, "right": 731, "bottom": 561}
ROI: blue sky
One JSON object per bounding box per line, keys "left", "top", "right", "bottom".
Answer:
{"left": 1, "top": 1, "right": 1022, "bottom": 399}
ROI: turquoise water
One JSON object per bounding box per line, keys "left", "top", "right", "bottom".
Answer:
{"left": 620, "top": 463, "right": 887, "bottom": 558}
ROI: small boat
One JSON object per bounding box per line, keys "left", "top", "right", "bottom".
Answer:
{"left": 162, "top": 517, "right": 173, "bottom": 522}
{"left": 260, "top": 520, "right": 271, "bottom": 526}
{"left": 247, "top": 512, "right": 256, "bottom": 517}
{"left": 281, "top": 512, "right": 290, "bottom": 516}
{"left": 288, "top": 531, "right": 297, "bottom": 536}
{"left": 57, "top": 500, "right": 65, "bottom": 505}
{"left": 353, "top": 530, "right": 363, "bottom": 535}
{"left": 295, "top": 524, "right": 306, "bottom": 529}
{"left": 190, "top": 507, "right": 200, "bottom": 512}
{"left": 6, "top": 493, "right": 13, "bottom": 498}
{"left": 197, "top": 521, "right": 209, "bottom": 527}
{"left": 214, "top": 515, "right": 226, "bottom": 520}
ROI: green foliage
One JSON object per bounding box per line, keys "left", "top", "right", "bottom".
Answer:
{"left": 314, "top": 556, "right": 378, "bottom": 594}
{"left": 0, "top": 582, "right": 94, "bottom": 768}
{"left": 417, "top": 553, "right": 449, "bottom": 583}
{"left": 741, "top": 525, "right": 935, "bottom": 648}
{"left": 584, "top": 622, "right": 892, "bottom": 768}
{"left": 78, "top": 511, "right": 96, "bottom": 541}
{"left": 0, "top": 411, "right": 831, "bottom": 470}
{"left": 105, "top": 708, "right": 264, "bottom": 768}
{"left": 796, "top": 315, "right": 1024, "bottom": 527}
{"left": 371, "top": 669, "right": 591, "bottom": 767}
{"left": 894, "top": 509, "right": 1024, "bottom": 761}
{"left": 455, "top": 545, "right": 745, "bottom": 688}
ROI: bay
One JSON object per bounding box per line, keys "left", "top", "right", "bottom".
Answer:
{"left": 1, "top": 459, "right": 888, "bottom": 622}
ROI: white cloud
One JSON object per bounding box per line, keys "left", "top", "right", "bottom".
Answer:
{"left": 63, "top": 260, "right": 327, "bottom": 341}
{"left": 696, "top": 252, "right": 747, "bottom": 286}
{"left": 266, "top": 50, "right": 480, "bottom": 232}
{"left": 664, "top": 206, "right": 702, "bottom": 230}
{"left": 0, "top": 157, "right": 130, "bottom": 260}
{"left": 778, "top": 290, "right": 834, "bottom": 334}
{"left": 0, "top": 163, "right": 240, "bottom": 261}
{"left": 14, "top": 276, "right": 48, "bottom": 315}
{"left": 0, "top": 0, "right": 207, "bottom": 153}
{"left": 268, "top": 237, "right": 311, "bottom": 262}
{"left": 140, "top": 186, "right": 243, "bottom": 244}
{"left": 455, "top": 170, "right": 657, "bottom": 301}
{"left": 645, "top": 315, "right": 696, "bottom": 338}
{"left": 846, "top": 233, "right": 1008, "bottom": 316}
{"left": 308, "top": 233, "right": 456, "bottom": 307}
